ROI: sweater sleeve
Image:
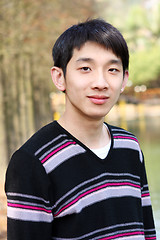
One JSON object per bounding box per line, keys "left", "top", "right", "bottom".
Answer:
{"left": 5, "top": 148, "right": 54, "bottom": 240}
{"left": 140, "top": 153, "right": 157, "bottom": 239}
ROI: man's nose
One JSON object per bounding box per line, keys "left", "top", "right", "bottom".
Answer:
{"left": 91, "top": 71, "right": 109, "bottom": 90}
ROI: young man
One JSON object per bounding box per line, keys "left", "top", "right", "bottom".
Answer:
{"left": 5, "top": 19, "right": 156, "bottom": 239}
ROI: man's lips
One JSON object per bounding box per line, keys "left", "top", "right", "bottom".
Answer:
{"left": 88, "top": 95, "right": 109, "bottom": 104}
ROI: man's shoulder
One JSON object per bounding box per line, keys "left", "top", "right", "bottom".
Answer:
{"left": 107, "top": 123, "right": 136, "bottom": 137}
{"left": 107, "top": 123, "right": 143, "bottom": 160}
{"left": 20, "top": 121, "right": 61, "bottom": 155}
{"left": 106, "top": 123, "right": 139, "bottom": 145}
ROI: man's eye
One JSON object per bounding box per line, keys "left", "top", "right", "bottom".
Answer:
{"left": 109, "top": 68, "right": 119, "bottom": 73}
{"left": 80, "top": 67, "right": 91, "bottom": 72}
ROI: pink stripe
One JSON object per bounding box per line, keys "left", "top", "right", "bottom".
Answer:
{"left": 145, "top": 237, "right": 156, "bottom": 240}
{"left": 54, "top": 182, "right": 140, "bottom": 216}
{"left": 8, "top": 203, "right": 52, "bottom": 213}
{"left": 41, "top": 141, "right": 76, "bottom": 163}
{"left": 114, "top": 136, "right": 139, "bottom": 143}
{"left": 142, "top": 193, "right": 150, "bottom": 197}
{"left": 100, "top": 231, "right": 144, "bottom": 240}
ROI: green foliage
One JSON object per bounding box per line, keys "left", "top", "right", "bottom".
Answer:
{"left": 124, "top": 3, "right": 160, "bottom": 85}
{"left": 126, "top": 5, "right": 149, "bottom": 31}
{"left": 129, "top": 45, "right": 160, "bottom": 85}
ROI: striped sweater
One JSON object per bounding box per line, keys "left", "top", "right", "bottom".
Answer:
{"left": 5, "top": 121, "right": 156, "bottom": 240}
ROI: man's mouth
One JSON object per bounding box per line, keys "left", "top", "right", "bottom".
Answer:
{"left": 88, "top": 95, "right": 109, "bottom": 105}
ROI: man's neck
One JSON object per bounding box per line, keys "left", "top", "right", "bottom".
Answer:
{"left": 58, "top": 113, "right": 110, "bottom": 149}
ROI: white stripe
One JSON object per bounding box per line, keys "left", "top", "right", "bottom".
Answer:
{"left": 56, "top": 186, "right": 141, "bottom": 218}
{"left": 35, "top": 134, "right": 67, "bottom": 155}
{"left": 142, "top": 190, "right": 149, "bottom": 194}
{"left": 142, "top": 184, "right": 149, "bottom": 189}
{"left": 6, "top": 192, "right": 50, "bottom": 204}
{"left": 39, "top": 139, "right": 69, "bottom": 160}
{"left": 7, "top": 207, "right": 53, "bottom": 222}
{"left": 113, "top": 139, "right": 143, "bottom": 162}
{"left": 53, "top": 236, "right": 144, "bottom": 240}
{"left": 112, "top": 128, "right": 131, "bottom": 134}
{"left": 54, "top": 179, "right": 140, "bottom": 215}
{"left": 144, "top": 228, "right": 156, "bottom": 232}
{"left": 95, "top": 229, "right": 145, "bottom": 240}
{"left": 142, "top": 196, "right": 151, "bottom": 206}
{"left": 114, "top": 236, "right": 145, "bottom": 240}
{"left": 53, "top": 173, "right": 140, "bottom": 209}
{"left": 7, "top": 199, "right": 51, "bottom": 210}
{"left": 43, "top": 144, "right": 86, "bottom": 173}
{"left": 53, "top": 234, "right": 144, "bottom": 240}
{"left": 52, "top": 222, "right": 144, "bottom": 240}
{"left": 113, "top": 133, "right": 136, "bottom": 138}
{"left": 113, "top": 139, "right": 139, "bottom": 149}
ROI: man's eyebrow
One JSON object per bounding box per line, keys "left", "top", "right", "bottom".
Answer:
{"left": 109, "top": 59, "right": 122, "bottom": 65}
{"left": 76, "top": 58, "right": 122, "bottom": 65}
{"left": 76, "top": 57, "right": 94, "bottom": 63}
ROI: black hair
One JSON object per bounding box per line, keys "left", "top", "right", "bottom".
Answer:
{"left": 52, "top": 19, "right": 129, "bottom": 76}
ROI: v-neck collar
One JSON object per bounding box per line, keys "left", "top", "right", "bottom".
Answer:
{"left": 53, "top": 121, "right": 114, "bottom": 163}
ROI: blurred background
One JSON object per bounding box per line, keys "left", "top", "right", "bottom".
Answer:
{"left": 0, "top": 0, "right": 160, "bottom": 239}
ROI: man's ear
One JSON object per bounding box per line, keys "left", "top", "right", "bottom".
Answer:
{"left": 121, "top": 70, "right": 129, "bottom": 93}
{"left": 51, "top": 66, "right": 66, "bottom": 92}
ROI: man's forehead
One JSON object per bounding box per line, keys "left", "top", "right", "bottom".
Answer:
{"left": 72, "top": 42, "right": 122, "bottom": 62}
{"left": 76, "top": 57, "right": 122, "bottom": 65}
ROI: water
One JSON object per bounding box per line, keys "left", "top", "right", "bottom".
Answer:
{"left": 123, "top": 117, "right": 160, "bottom": 238}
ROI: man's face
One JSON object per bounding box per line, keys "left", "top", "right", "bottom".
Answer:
{"left": 60, "top": 41, "right": 128, "bottom": 121}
